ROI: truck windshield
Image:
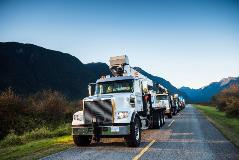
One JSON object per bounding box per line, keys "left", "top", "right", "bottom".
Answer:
{"left": 95, "top": 80, "right": 134, "bottom": 94}
{"left": 156, "top": 95, "right": 168, "bottom": 101}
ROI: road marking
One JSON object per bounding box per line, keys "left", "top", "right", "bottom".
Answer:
{"left": 171, "top": 132, "right": 193, "bottom": 136}
{"left": 132, "top": 140, "right": 155, "bottom": 160}
{"left": 168, "top": 120, "right": 175, "bottom": 127}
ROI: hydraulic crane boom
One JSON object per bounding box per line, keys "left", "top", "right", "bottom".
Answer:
{"left": 109, "top": 55, "right": 153, "bottom": 86}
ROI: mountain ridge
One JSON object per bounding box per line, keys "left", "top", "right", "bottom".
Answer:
{"left": 179, "top": 76, "right": 239, "bottom": 102}
{"left": 0, "top": 42, "right": 185, "bottom": 100}
{"left": 134, "top": 67, "right": 189, "bottom": 100}
{"left": 0, "top": 42, "right": 111, "bottom": 99}
{"left": 2, "top": 42, "right": 237, "bottom": 102}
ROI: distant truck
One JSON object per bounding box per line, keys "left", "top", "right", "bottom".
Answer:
{"left": 178, "top": 96, "right": 186, "bottom": 110}
{"left": 171, "top": 94, "right": 179, "bottom": 115}
{"left": 155, "top": 85, "right": 172, "bottom": 118}
{"left": 156, "top": 94, "right": 172, "bottom": 118}
{"left": 72, "top": 55, "right": 165, "bottom": 147}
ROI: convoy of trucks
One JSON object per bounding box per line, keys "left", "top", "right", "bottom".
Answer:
{"left": 72, "top": 55, "right": 186, "bottom": 147}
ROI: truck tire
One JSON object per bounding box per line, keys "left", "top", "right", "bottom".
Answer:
{"left": 168, "top": 112, "right": 173, "bottom": 118}
{"left": 168, "top": 105, "right": 173, "bottom": 118}
{"left": 172, "top": 108, "right": 177, "bottom": 115}
{"left": 125, "top": 116, "right": 141, "bottom": 147}
{"left": 172, "top": 108, "right": 175, "bottom": 115}
{"left": 162, "top": 111, "right": 165, "bottom": 125}
{"left": 73, "top": 135, "right": 92, "bottom": 146}
{"left": 153, "top": 110, "right": 160, "bottom": 129}
{"left": 159, "top": 111, "right": 163, "bottom": 127}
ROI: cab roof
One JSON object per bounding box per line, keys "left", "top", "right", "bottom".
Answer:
{"left": 96, "top": 76, "right": 136, "bottom": 83}
{"left": 156, "top": 93, "right": 168, "bottom": 96}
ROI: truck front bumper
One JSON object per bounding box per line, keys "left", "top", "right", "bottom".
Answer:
{"left": 72, "top": 125, "right": 130, "bottom": 136}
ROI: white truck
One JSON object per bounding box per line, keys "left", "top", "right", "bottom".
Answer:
{"left": 155, "top": 84, "right": 172, "bottom": 118}
{"left": 156, "top": 94, "right": 172, "bottom": 118}
{"left": 178, "top": 96, "right": 186, "bottom": 110}
{"left": 72, "top": 55, "right": 165, "bottom": 147}
{"left": 172, "top": 94, "right": 179, "bottom": 115}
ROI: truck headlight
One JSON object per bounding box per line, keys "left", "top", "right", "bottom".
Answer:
{"left": 117, "top": 111, "right": 129, "bottom": 119}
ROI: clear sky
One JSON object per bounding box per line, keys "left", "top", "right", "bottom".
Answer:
{"left": 1, "top": 0, "right": 239, "bottom": 89}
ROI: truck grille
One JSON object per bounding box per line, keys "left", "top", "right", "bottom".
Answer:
{"left": 84, "top": 99, "right": 113, "bottom": 124}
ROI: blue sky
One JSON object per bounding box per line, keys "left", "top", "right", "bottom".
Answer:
{"left": 1, "top": 0, "right": 239, "bottom": 88}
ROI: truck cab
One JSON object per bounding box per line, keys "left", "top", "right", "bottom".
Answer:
{"left": 155, "top": 94, "right": 172, "bottom": 118}
{"left": 178, "top": 96, "right": 186, "bottom": 110}
{"left": 172, "top": 94, "right": 179, "bottom": 115}
{"left": 72, "top": 55, "right": 165, "bottom": 147}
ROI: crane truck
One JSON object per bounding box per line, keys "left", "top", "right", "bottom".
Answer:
{"left": 155, "top": 84, "right": 173, "bottom": 118}
{"left": 178, "top": 96, "right": 186, "bottom": 110}
{"left": 72, "top": 55, "right": 165, "bottom": 147}
{"left": 171, "top": 94, "right": 179, "bottom": 115}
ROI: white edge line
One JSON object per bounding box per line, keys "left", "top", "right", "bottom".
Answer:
{"left": 168, "top": 119, "right": 175, "bottom": 127}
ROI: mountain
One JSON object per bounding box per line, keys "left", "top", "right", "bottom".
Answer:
{"left": 134, "top": 67, "right": 189, "bottom": 100}
{"left": 85, "top": 62, "right": 111, "bottom": 79}
{"left": 180, "top": 77, "right": 239, "bottom": 103}
{"left": 0, "top": 42, "right": 186, "bottom": 100}
{"left": 0, "top": 42, "right": 111, "bottom": 99}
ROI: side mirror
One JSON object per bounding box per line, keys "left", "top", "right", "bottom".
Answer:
{"left": 88, "top": 83, "right": 96, "bottom": 96}
{"left": 88, "top": 85, "right": 92, "bottom": 96}
{"left": 142, "top": 81, "right": 148, "bottom": 93}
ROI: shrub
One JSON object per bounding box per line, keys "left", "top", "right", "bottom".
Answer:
{"left": 216, "top": 101, "right": 227, "bottom": 111}
{"left": 0, "top": 132, "right": 23, "bottom": 147}
{"left": 225, "top": 97, "right": 239, "bottom": 118}
{"left": 28, "top": 90, "right": 69, "bottom": 124}
{"left": 21, "top": 127, "right": 52, "bottom": 142}
{"left": 52, "top": 124, "right": 71, "bottom": 137}
{"left": 0, "top": 88, "right": 27, "bottom": 138}
{"left": 0, "top": 88, "right": 77, "bottom": 140}
{"left": 213, "top": 85, "right": 239, "bottom": 117}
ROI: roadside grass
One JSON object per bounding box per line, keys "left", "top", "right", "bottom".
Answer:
{"left": 0, "top": 124, "right": 74, "bottom": 160}
{"left": 0, "top": 135, "right": 73, "bottom": 160}
{"left": 0, "top": 123, "right": 71, "bottom": 147}
{"left": 193, "top": 104, "right": 239, "bottom": 148}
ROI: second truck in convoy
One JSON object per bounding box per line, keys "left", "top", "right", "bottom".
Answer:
{"left": 72, "top": 55, "right": 166, "bottom": 147}
{"left": 155, "top": 85, "right": 173, "bottom": 118}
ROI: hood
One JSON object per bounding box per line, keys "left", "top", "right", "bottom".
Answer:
{"left": 83, "top": 93, "right": 133, "bottom": 112}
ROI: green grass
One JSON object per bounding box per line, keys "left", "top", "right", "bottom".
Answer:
{"left": 0, "top": 135, "right": 73, "bottom": 160}
{"left": 0, "top": 124, "right": 73, "bottom": 160}
{"left": 193, "top": 104, "right": 239, "bottom": 148}
{"left": 0, "top": 124, "right": 71, "bottom": 147}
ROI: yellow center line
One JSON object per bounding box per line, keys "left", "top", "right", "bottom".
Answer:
{"left": 132, "top": 140, "right": 155, "bottom": 160}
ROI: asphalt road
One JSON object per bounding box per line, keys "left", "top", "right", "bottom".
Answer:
{"left": 42, "top": 104, "right": 239, "bottom": 160}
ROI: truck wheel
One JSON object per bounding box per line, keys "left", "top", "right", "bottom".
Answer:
{"left": 125, "top": 117, "right": 141, "bottom": 147}
{"left": 162, "top": 111, "right": 165, "bottom": 125}
{"left": 168, "top": 112, "right": 173, "bottom": 118}
{"left": 153, "top": 111, "right": 160, "bottom": 129}
{"left": 159, "top": 112, "right": 163, "bottom": 127}
{"left": 177, "top": 108, "right": 180, "bottom": 112}
{"left": 172, "top": 108, "right": 177, "bottom": 115}
{"left": 73, "top": 135, "right": 92, "bottom": 146}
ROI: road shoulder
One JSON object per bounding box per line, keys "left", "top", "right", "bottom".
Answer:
{"left": 193, "top": 104, "right": 239, "bottom": 148}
